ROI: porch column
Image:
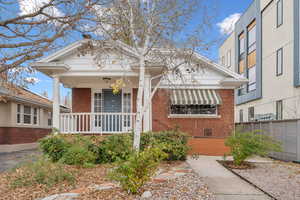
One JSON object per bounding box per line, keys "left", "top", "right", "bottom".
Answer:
{"left": 53, "top": 76, "right": 60, "bottom": 132}
{"left": 143, "top": 75, "right": 151, "bottom": 132}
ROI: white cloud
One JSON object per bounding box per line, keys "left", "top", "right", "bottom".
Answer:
{"left": 217, "top": 13, "right": 241, "bottom": 35}
{"left": 24, "top": 77, "right": 40, "bottom": 84}
{"left": 18, "top": 0, "right": 63, "bottom": 19}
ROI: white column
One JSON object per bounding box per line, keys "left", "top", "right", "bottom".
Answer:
{"left": 143, "top": 75, "right": 151, "bottom": 132}
{"left": 53, "top": 76, "right": 60, "bottom": 132}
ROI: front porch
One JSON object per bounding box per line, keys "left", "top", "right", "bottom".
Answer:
{"left": 59, "top": 112, "right": 136, "bottom": 134}
{"left": 52, "top": 76, "right": 152, "bottom": 134}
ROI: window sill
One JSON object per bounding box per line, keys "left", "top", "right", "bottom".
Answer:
{"left": 168, "top": 114, "right": 221, "bottom": 119}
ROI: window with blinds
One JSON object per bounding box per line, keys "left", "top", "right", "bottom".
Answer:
{"left": 94, "top": 93, "right": 102, "bottom": 113}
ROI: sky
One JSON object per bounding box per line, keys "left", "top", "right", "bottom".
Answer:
{"left": 27, "top": 0, "right": 253, "bottom": 100}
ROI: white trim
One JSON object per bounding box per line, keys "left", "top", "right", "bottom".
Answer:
{"left": 16, "top": 104, "right": 40, "bottom": 126}
{"left": 168, "top": 114, "right": 221, "bottom": 119}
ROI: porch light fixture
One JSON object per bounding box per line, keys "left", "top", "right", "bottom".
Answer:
{"left": 103, "top": 77, "right": 112, "bottom": 82}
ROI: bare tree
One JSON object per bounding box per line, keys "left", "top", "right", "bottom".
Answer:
{"left": 80, "top": 0, "right": 216, "bottom": 150}
{"left": 0, "top": 0, "right": 108, "bottom": 87}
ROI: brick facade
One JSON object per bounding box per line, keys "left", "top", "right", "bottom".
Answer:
{"left": 0, "top": 127, "right": 51, "bottom": 144}
{"left": 152, "top": 89, "right": 234, "bottom": 155}
{"left": 152, "top": 89, "right": 234, "bottom": 137}
{"left": 71, "top": 88, "right": 234, "bottom": 155}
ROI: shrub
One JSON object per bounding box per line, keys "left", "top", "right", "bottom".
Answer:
{"left": 97, "top": 134, "right": 133, "bottom": 163}
{"left": 109, "top": 147, "right": 167, "bottom": 194}
{"left": 140, "top": 130, "right": 190, "bottom": 161}
{"left": 60, "top": 145, "right": 96, "bottom": 166}
{"left": 225, "top": 128, "right": 282, "bottom": 165}
{"left": 39, "top": 135, "right": 70, "bottom": 162}
{"left": 9, "top": 157, "right": 75, "bottom": 188}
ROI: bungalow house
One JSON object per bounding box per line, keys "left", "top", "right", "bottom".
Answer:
{"left": 31, "top": 40, "right": 247, "bottom": 155}
{"left": 0, "top": 85, "right": 69, "bottom": 145}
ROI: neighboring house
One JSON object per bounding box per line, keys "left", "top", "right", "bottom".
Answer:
{"left": 32, "top": 40, "right": 246, "bottom": 155}
{"left": 219, "top": 0, "right": 300, "bottom": 122}
{"left": 0, "top": 85, "right": 69, "bottom": 144}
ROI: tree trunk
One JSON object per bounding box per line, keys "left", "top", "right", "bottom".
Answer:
{"left": 133, "top": 56, "right": 146, "bottom": 151}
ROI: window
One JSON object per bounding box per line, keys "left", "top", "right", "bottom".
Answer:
{"left": 23, "top": 105, "right": 31, "bottom": 124}
{"left": 248, "top": 66, "right": 256, "bottom": 91}
{"left": 33, "top": 108, "right": 38, "bottom": 125}
{"left": 17, "top": 104, "right": 21, "bottom": 124}
{"left": 277, "top": 0, "right": 283, "bottom": 27}
{"left": 17, "top": 104, "right": 39, "bottom": 125}
{"left": 47, "top": 112, "right": 52, "bottom": 126}
{"left": 276, "top": 48, "right": 283, "bottom": 76}
{"left": 276, "top": 100, "right": 283, "bottom": 120}
{"left": 123, "top": 93, "right": 131, "bottom": 127}
{"left": 221, "top": 56, "right": 225, "bottom": 65}
{"left": 239, "top": 109, "right": 244, "bottom": 123}
{"left": 248, "top": 107, "right": 255, "bottom": 122}
{"left": 170, "top": 105, "right": 217, "bottom": 115}
{"left": 248, "top": 22, "right": 256, "bottom": 53}
{"left": 247, "top": 20, "right": 257, "bottom": 92}
{"left": 227, "top": 50, "right": 231, "bottom": 67}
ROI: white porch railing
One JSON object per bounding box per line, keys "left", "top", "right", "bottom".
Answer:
{"left": 59, "top": 113, "right": 136, "bottom": 134}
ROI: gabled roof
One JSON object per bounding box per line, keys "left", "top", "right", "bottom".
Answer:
{"left": 0, "top": 85, "right": 69, "bottom": 111}
{"left": 32, "top": 39, "right": 247, "bottom": 83}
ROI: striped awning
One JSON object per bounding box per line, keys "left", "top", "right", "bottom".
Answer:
{"left": 170, "top": 89, "right": 222, "bottom": 105}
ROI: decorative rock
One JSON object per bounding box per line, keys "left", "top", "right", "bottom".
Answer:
{"left": 88, "top": 183, "right": 118, "bottom": 191}
{"left": 38, "top": 193, "right": 79, "bottom": 200}
{"left": 141, "top": 191, "right": 152, "bottom": 198}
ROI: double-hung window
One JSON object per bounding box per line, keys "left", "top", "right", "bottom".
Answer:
{"left": 276, "top": 48, "right": 283, "bottom": 76}
{"left": 48, "top": 112, "right": 52, "bottom": 126}
{"left": 277, "top": 0, "right": 283, "bottom": 27}
{"left": 247, "top": 20, "right": 257, "bottom": 92}
{"left": 23, "top": 105, "right": 32, "bottom": 124}
{"left": 17, "top": 104, "right": 39, "bottom": 125}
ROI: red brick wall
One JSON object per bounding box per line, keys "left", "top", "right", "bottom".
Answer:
{"left": 72, "top": 88, "right": 91, "bottom": 112}
{"left": 152, "top": 89, "right": 234, "bottom": 138}
{"left": 151, "top": 89, "right": 234, "bottom": 155}
{"left": 0, "top": 127, "right": 51, "bottom": 144}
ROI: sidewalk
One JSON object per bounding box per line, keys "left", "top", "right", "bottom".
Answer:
{"left": 187, "top": 156, "right": 272, "bottom": 200}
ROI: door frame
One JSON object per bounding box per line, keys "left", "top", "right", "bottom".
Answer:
{"left": 91, "top": 88, "right": 133, "bottom": 132}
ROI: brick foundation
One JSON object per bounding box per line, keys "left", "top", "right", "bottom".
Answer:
{"left": 188, "top": 138, "right": 230, "bottom": 156}
{"left": 0, "top": 127, "right": 51, "bottom": 144}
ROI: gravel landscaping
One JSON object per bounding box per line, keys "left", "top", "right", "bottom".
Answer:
{"left": 233, "top": 161, "right": 300, "bottom": 200}
{"left": 0, "top": 161, "right": 215, "bottom": 200}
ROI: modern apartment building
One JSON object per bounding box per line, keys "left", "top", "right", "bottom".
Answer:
{"left": 219, "top": 0, "right": 300, "bottom": 122}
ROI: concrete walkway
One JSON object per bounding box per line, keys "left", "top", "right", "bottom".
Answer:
{"left": 0, "top": 149, "right": 40, "bottom": 172}
{"left": 187, "top": 156, "right": 272, "bottom": 200}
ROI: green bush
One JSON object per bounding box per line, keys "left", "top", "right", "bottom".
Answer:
{"left": 109, "top": 147, "right": 167, "bottom": 194}
{"left": 9, "top": 157, "right": 75, "bottom": 188}
{"left": 39, "top": 135, "right": 70, "bottom": 162}
{"left": 60, "top": 145, "right": 96, "bottom": 166}
{"left": 140, "top": 130, "right": 190, "bottom": 161}
{"left": 225, "top": 128, "right": 282, "bottom": 165}
{"left": 97, "top": 134, "right": 133, "bottom": 163}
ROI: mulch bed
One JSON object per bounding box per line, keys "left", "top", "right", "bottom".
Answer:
{"left": 218, "top": 160, "right": 255, "bottom": 169}
{"left": 0, "top": 161, "right": 215, "bottom": 200}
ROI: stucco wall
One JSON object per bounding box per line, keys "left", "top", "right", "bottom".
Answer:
{"left": 0, "top": 101, "right": 11, "bottom": 127}
{"left": 236, "top": 0, "right": 300, "bottom": 122}
{"left": 219, "top": 33, "right": 236, "bottom": 72}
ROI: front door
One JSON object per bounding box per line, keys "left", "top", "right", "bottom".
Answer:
{"left": 102, "top": 89, "right": 122, "bottom": 132}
